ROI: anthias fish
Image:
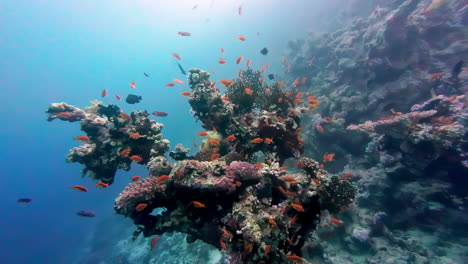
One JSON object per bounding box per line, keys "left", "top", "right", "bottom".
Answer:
{"left": 17, "top": 198, "right": 32, "bottom": 203}
{"left": 77, "top": 211, "right": 95, "bottom": 217}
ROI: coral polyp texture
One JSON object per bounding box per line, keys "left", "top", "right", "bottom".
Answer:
{"left": 47, "top": 68, "right": 356, "bottom": 263}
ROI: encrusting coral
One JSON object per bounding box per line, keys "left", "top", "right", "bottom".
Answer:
{"left": 47, "top": 68, "right": 356, "bottom": 263}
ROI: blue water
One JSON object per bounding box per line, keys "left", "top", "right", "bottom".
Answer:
{"left": 0, "top": 1, "right": 353, "bottom": 263}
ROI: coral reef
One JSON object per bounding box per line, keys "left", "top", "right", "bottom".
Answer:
{"left": 46, "top": 101, "right": 169, "bottom": 184}
{"left": 48, "top": 68, "right": 356, "bottom": 263}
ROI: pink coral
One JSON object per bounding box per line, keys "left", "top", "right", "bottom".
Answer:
{"left": 115, "top": 177, "right": 167, "bottom": 212}
{"left": 225, "top": 161, "right": 259, "bottom": 181}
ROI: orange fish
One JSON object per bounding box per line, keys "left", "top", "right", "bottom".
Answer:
{"left": 151, "top": 236, "right": 158, "bottom": 251}
{"left": 261, "top": 66, "right": 265, "bottom": 73}
{"left": 323, "top": 153, "right": 335, "bottom": 162}
{"left": 218, "top": 58, "right": 226, "bottom": 64}
{"left": 264, "top": 138, "right": 273, "bottom": 144}
{"left": 343, "top": 173, "right": 353, "bottom": 179}
{"left": 120, "top": 148, "right": 131, "bottom": 157}
{"left": 173, "top": 79, "right": 183, "bottom": 84}
{"left": 222, "top": 96, "right": 230, "bottom": 101}
{"left": 293, "top": 79, "right": 299, "bottom": 86}
{"left": 285, "top": 66, "right": 290, "bottom": 73}
{"left": 319, "top": 164, "right": 324, "bottom": 169}
{"left": 264, "top": 245, "right": 271, "bottom": 255}
{"left": 325, "top": 117, "right": 332, "bottom": 122}
{"left": 307, "top": 95, "right": 316, "bottom": 100}
{"left": 95, "top": 181, "right": 109, "bottom": 188}
{"left": 286, "top": 255, "right": 304, "bottom": 262}
{"left": 197, "top": 131, "right": 208, "bottom": 137}
{"left": 282, "top": 56, "right": 287, "bottom": 63}
{"left": 211, "top": 153, "right": 220, "bottom": 160}
{"left": 330, "top": 217, "right": 343, "bottom": 225}
{"left": 277, "top": 81, "right": 284, "bottom": 87}
{"left": 291, "top": 203, "right": 304, "bottom": 212}
{"left": 246, "top": 59, "right": 251, "bottom": 67}
{"left": 251, "top": 138, "right": 263, "bottom": 143}
{"left": 131, "top": 176, "right": 141, "bottom": 181}
{"left": 74, "top": 135, "right": 90, "bottom": 142}
{"left": 236, "top": 56, "right": 243, "bottom": 64}
{"left": 316, "top": 124, "right": 324, "bottom": 133}
{"left": 301, "top": 77, "right": 307, "bottom": 83}
{"left": 130, "top": 133, "right": 141, "bottom": 139}
{"left": 289, "top": 214, "right": 298, "bottom": 226}
{"left": 278, "top": 98, "right": 283, "bottom": 103}
{"left": 156, "top": 175, "right": 170, "bottom": 183}
{"left": 245, "top": 88, "right": 253, "bottom": 95}
{"left": 210, "top": 81, "right": 217, "bottom": 87}
{"left": 193, "top": 140, "right": 198, "bottom": 147}
{"left": 265, "top": 63, "right": 270, "bottom": 69}
{"left": 219, "top": 239, "right": 227, "bottom": 250}
{"left": 220, "top": 48, "right": 224, "bottom": 53}
{"left": 101, "top": 89, "right": 107, "bottom": 97}
{"left": 254, "top": 162, "right": 263, "bottom": 169}
{"left": 238, "top": 5, "right": 242, "bottom": 16}
{"left": 207, "top": 139, "right": 220, "bottom": 146}
{"left": 165, "top": 83, "right": 175, "bottom": 87}
{"left": 130, "top": 82, "right": 136, "bottom": 89}
{"left": 283, "top": 176, "right": 296, "bottom": 183}
{"left": 265, "top": 88, "right": 271, "bottom": 93}
{"left": 220, "top": 80, "right": 234, "bottom": 87}
{"left": 181, "top": 91, "right": 191, "bottom": 96}
{"left": 177, "top": 31, "right": 191, "bottom": 36}
{"left": 172, "top": 53, "right": 181, "bottom": 60}
{"left": 115, "top": 93, "right": 121, "bottom": 100}
{"left": 268, "top": 218, "right": 278, "bottom": 228}
{"left": 226, "top": 135, "right": 237, "bottom": 141}
{"left": 219, "top": 227, "right": 231, "bottom": 238}
{"left": 237, "top": 35, "right": 246, "bottom": 41}
{"left": 428, "top": 72, "right": 443, "bottom": 81}
{"left": 130, "top": 155, "right": 143, "bottom": 163}
{"left": 71, "top": 185, "right": 88, "bottom": 192}
{"left": 192, "top": 201, "right": 206, "bottom": 208}
{"left": 120, "top": 112, "right": 131, "bottom": 120}
{"left": 312, "top": 178, "right": 320, "bottom": 185}
{"left": 135, "top": 203, "right": 147, "bottom": 211}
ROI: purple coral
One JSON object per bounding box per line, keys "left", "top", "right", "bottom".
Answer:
{"left": 115, "top": 177, "right": 167, "bottom": 213}
{"left": 225, "top": 161, "right": 259, "bottom": 181}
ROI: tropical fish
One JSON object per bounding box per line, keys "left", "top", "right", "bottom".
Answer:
{"left": 173, "top": 79, "right": 183, "bottom": 84}
{"left": 120, "top": 112, "right": 131, "bottom": 120}
{"left": 220, "top": 80, "right": 234, "bottom": 87}
{"left": 165, "top": 83, "right": 175, "bottom": 87}
{"left": 260, "top": 47, "right": 268, "bottom": 55}
{"left": 325, "top": 117, "right": 332, "bottom": 122}
{"left": 74, "top": 135, "right": 90, "bottom": 142}
{"left": 172, "top": 53, "right": 181, "bottom": 60}
{"left": 144, "top": 72, "right": 149, "bottom": 77}
{"left": 246, "top": 59, "right": 251, "bottom": 67}
{"left": 268, "top": 73, "right": 274, "bottom": 80}
{"left": 236, "top": 56, "right": 243, "bottom": 64}
{"left": 211, "top": 153, "right": 220, "bottom": 160}
{"left": 120, "top": 148, "right": 131, "bottom": 157}
{"left": 285, "top": 66, "right": 290, "bottom": 72}
{"left": 101, "top": 89, "right": 107, "bottom": 97}
{"left": 71, "top": 185, "right": 88, "bottom": 192}
{"left": 181, "top": 91, "right": 191, "bottom": 97}
{"left": 207, "top": 139, "right": 220, "bottom": 146}
{"left": 265, "top": 88, "right": 271, "bottom": 93}
{"left": 135, "top": 203, "right": 147, "bottom": 211}
{"left": 131, "top": 176, "right": 141, "bottom": 181}
{"left": 330, "top": 217, "right": 343, "bottom": 225}
{"left": 428, "top": 72, "right": 443, "bottom": 81}
{"left": 264, "top": 138, "right": 273, "bottom": 144}
{"left": 282, "top": 56, "right": 287, "bottom": 63}
{"left": 178, "top": 63, "right": 187, "bottom": 75}
{"left": 153, "top": 111, "right": 168, "bottom": 117}
{"left": 291, "top": 203, "right": 304, "bottom": 212}
{"left": 197, "top": 131, "right": 208, "bottom": 136}
{"left": 220, "top": 48, "right": 224, "bottom": 53}
{"left": 286, "top": 255, "right": 304, "bottom": 262}
{"left": 178, "top": 31, "right": 191, "bottom": 36}
{"left": 251, "top": 138, "right": 263, "bottom": 143}
{"left": 237, "top": 36, "right": 246, "bottom": 41}
{"left": 130, "top": 82, "right": 136, "bottom": 89}
{"left": 151, "top": 236, "right": 158, "bottom": 251}
{"left": 293, "top": 79, "right": 299, "bottom": 86}
{"left": 238, "top": 5, "right": 242, "bottom": 16}
{"left": 95, "top": 182, "right": 109, "bottom": 188}
{"left": 316, "top": 124, "right": 324, "bottom": 133}
{"left": 219, "top": 239, "right": 227, "bottom": 250}
{"left": 268, "top": 218, "right": 278, "bottom": 228}
{"left": 156, "top": 175, "right": 170, "bottom": 183}
{"left": 226, "top": 135, "right": 237, "bottom": 141}
{"left": 115, "top": 94, "right": 121, "bottom": 100}
{"left": 277, "top": 81, "right": 284, "bottom": 87}
{"left": 17, "top": 198, "right": 32, "bottom": 203}
{"left": 245, "top": 88, "right": 253, "bottom": 95}
{"left": 301, "top": 77, "right": 307, "bottom": 83}
{"left": 126, "top": 94, "right": 142, "bottom": 104}
{"left": 312, "top": 178, "right": 320, "bottom": 185}
{"left": 130, "top": 155, "right": 143, "bottom": 163}
{"left": 192, "top": 201, "right": 206, "bottom": 208}
{"left": 76, "top": 211, "right": 95, "bottom": 217}
{"left": 323, "top": 153, "right": 335, "bottom": 162}
{"left": 130, "top": 133, "right": 141, "bottom": 139}
{"left": 343, "top": 173, "right": 353, "bottom": 179}
{"left": 218, "top": 58, "right": 226, "bottom": 64}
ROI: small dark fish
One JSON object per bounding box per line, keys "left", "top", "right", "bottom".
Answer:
{"left": 268, "top": 73, "right": 275, "bottom": 80}
{"left": 260, "top": 47, "right": 268, "bottom": 55}
{"left": 153, "top": 111, "right": 168, "bottom": 117}
{"left": 126, "top": 94, "right": 142, "bottom": 104}
{"left": 144, "top": 72, "right": 149, "bottom": 77}
{"left": 452, "top": 60, "right": 464, "bottom": 78}
{"left": 178, "top": 63, "right": 187, "bottom": 75}
{"left": 77, "top": 211, "right": 95, "bottom": 217}
{"left": 17, "top": 198, "right": 32, "bottom": 203}
{"left": 192, "top": 5, "right": 198, "bottom": 10}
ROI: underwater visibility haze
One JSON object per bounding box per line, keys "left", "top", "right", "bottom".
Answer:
{"left": 1, "top": 0, "right": 467, "bottom": 263}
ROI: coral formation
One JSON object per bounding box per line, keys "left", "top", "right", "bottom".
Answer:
{"left": 48, "top": 68, "right": 356, "bottom": 263}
